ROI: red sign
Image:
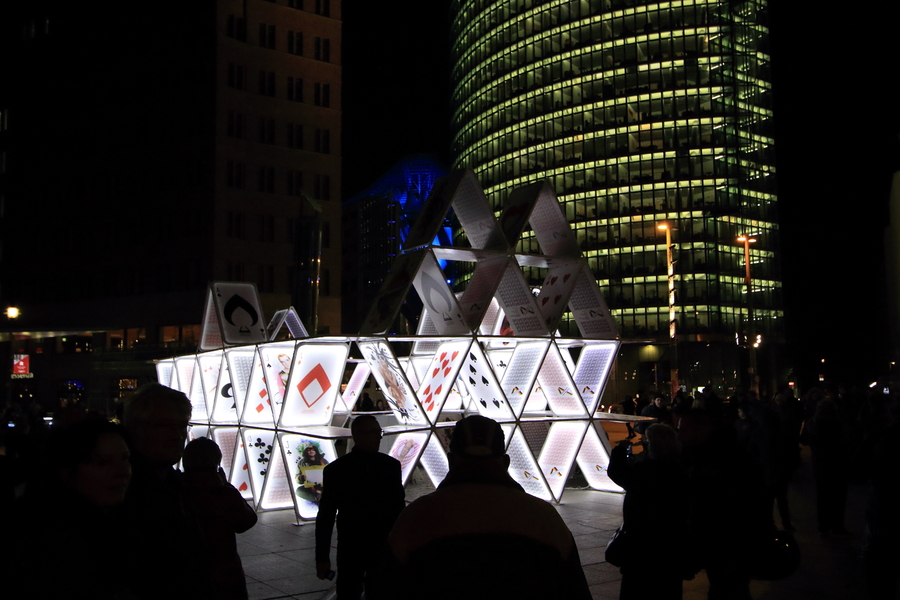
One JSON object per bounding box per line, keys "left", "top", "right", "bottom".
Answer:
{"left": 12, "top": 354, "right": 29, "bottom": 375}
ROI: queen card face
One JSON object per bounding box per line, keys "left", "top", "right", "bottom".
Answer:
{"left": 359, "top": 340, "right": 425, "bottom": 425}
{"left": 257, "top": 342, "right": 297, "bottom": 418}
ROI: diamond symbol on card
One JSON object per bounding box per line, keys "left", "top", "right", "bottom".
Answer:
{"left": 255, "top": 403, "right": 265, "bottom": 413}
{"left": 296, "top": 363, "right": 332, "bottom": 408}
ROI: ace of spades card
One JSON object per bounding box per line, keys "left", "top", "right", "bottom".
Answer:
{"left": 201, "top": 282, "right": 268, "bottom": 348}
{"left": 415, "top": 340, "right": 470, "bottom": 422}
{"left": 458, "top": 343, "right": 512, "bottom": 419}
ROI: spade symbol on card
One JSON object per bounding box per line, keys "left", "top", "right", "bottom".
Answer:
{"left": 469, "top": 352, "right": 477, "bottom": 362}
{"left": 469, "top": 376, "right": 477, "bottom": 386}
{"left": 221, "top": 383, "right": 233, "bottom": 398}
{"left": 223, "top": 294, "right": 259, "bottom": 333}
{"left": 479, "top": 400, "right": 487, "bottom": 407}
{"left": 470, "top": 365, "right": 477, "bottom": 375}
{"left": 481, "top": 376, "right": 489, "bottom": 386}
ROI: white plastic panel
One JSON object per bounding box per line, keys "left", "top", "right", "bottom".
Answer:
{"left": 537, "top": 343, "right": 586, "bottom": 417}
{"left": 573, "top": 342, "right": 619, "bottom": 413}
{"left": 280, "top": 343, "right": 349, "bottom": 427}
{"left": 341, "top": 362, "right": 371, "bottom": 412}
{"left": 502, "top": 424, "right": 552, "bottom": 501}
{"left": 459, "top": 342, "right": 513, "bottom": 420}
{"left": 538, "top": 421, "right": 588, "bottom": 502}
{"left": 415, "top": 340, "right": 471, "bottom": 423}
{"left": 500, "top": 341, "right": 549, "bottom": 417}
{"left": 388, "top": 431, "right": 430, "bottom": 486}
{"left": 281, "top": 434, "right": 338, "bottom": 520}
{"left": 576, "top": 423, "right": 623, "bottom": 493}
{"left": 359, "top": 340, "right": 425, "bottom": 425}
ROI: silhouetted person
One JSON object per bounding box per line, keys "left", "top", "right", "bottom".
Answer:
{"left": 315, "top": 415, "right": 404, "bottom": 599}
{"left": 801, "top": 398, "right": 850, "bottom": 535}
{"left": 3, "top": 419, "right": 132, "bottom": 599}
{"left": 121, "top": 383, "right": 210, "bottom": 600}
{"left": 608, "top": 424, "right": 690, "bottom": 599}
{"left": 183, "top": 437, "right": 258, "bottom": 600}
{"left": 357, "top": 393, "right": 375, "bottom": 412}
{"left": 386, "top": 415, "right": 592, "bottom": 600}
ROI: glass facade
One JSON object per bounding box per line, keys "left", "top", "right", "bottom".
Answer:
{"left": 450, "top": 0, "right": 781, "bottom": 391}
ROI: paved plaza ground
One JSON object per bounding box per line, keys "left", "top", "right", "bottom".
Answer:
{"left": 236, "top": 445, "right": 870, "bottom": 599}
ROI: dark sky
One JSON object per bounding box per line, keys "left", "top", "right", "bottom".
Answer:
{"left": 342, "top": 2, "right": 900, "bottom": 388}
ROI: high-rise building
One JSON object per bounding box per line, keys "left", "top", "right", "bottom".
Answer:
{"left": 450, "top": 0, "right": 781, "bottom": 395}
{"left": 0, "top": 0, "right": 341, "bottom": 406}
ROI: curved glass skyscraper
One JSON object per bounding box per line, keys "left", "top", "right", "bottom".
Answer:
{"left": 450, "top": 0, "right": 781, "bottom": 394}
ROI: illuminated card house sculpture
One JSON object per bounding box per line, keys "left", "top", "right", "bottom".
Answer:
{"left": 157, "top": 169, "right": 625, "bottom": 521}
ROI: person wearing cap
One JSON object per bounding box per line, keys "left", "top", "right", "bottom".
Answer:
{"left": 315, "top": 415, "right": 404, "bottom": 599}
{"left": 385, "top": 415, "right": 592, "bottom": 600}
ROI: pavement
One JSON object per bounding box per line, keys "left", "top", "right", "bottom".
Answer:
{"left": 236, "top": 445, "right": 872, "bottom": 599}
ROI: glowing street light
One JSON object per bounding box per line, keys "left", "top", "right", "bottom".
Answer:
{"left": 658, "top": 223, "right": 678, "bottom": 396}
{"left": 5, "top": 306, "right": 19, "bottom": 319}
{"left": 737, "top": 234, "right": 758, "bottom": 393}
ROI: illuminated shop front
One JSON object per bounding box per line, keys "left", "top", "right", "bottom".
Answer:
{"left": 159, "top": 171, "right": 636, "bottom": 521}
{"left": 450, "top": 0, "right": 783, "bottom": 394}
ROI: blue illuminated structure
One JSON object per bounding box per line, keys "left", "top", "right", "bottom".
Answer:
{"left": 342, "top": 156, "right": 451, "bottom": 332}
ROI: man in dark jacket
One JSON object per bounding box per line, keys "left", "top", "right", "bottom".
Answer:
{"left": 315, "top": 415, "right": 404, "bottom": 599}
{"left": 386, "top": 415, "right": 592, "bottom": 600}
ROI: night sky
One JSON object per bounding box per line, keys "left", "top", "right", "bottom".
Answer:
{"left": 342, "top": 2, "right": 900, "bottom": 389}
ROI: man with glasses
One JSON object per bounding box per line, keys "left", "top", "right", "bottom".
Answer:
{"left": 315, "top": 414, "right": 404, "bottom": 599}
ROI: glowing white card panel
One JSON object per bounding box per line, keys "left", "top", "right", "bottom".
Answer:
{"left": 576, "top": 423, "right": 622, "bottom": 493}
{"left": 210, "top": 363, "right": 238, "bottom": 424}
{"left": 230, "top": 430, "right": 255, "bottom": 500}
{"left": 535, "top": 262, "right": 582, "bottom": 332}
{"left": 210, "top": 427, "right": 239, "bottom": 478}
{"left": 259, "top": 437, "right": 293, "bottom": 511}
{"left": 173, "top": 356, "right": 196, "bottom": 395}
{"left": 568, "top": 263, "right": 618, "bottom": 339}
{"left": 524, "top": 380, "right": 549, "bottom": 413}
{"left": 359, "top": 340, "right": 425, "bottom": 425}
{"left": 187, "top": 424, "right": 210, "bottom": 442}
{"left": 415, "top": 340, "right": 470, "bottom": 423}
{"left": 407, "top": 356, "right": 430, "bottom": 389}
{"left": 388, "top": 432, "right": 429, "bottom": 486}
{"left": 500, "top": 341, "right": 549, "bottom": 417}
{"left": 209, "top": 282, "right": 268, "bottom": 345}
{"left": 478, "top": 298, "right": 503, "bottom": 336}
{"left": 502, "top": 424, "right": 552, "bottom": 501}
{"left": 341, "top": 362, "right": 371, "bottom": 412}
{"left": 224, "top": 348, "right": 255, "bottom": 423}
{"left": 243, "top": 429, "right": 277, "bottom": 508}
{"left": 281, "top": 343, "right": 349, "bottom": 428}
{"left": 359, "top": 251, "right": 422, "bottom": 336}
{"left": 187, "top": 360, "right": 209, "bottom": 422}
{"left": 241, "top": 349, "right": 276, "bottom": 427}
{"left": 459, "top": 342, "right": 513, "bottom": 420}
{"left": 413, "top": 250, "right": 469, "bottom": 336}
{"left": 494, "top": 260, "right": 547, "bottom": 336}
{"left": 417, "top": 432, "right": 450, "bottom": 488}
{"left": 412, "top": 310, "right": 441, "bottom": 356}
{"left": 458, "top": 255, "right": 508, "bottom": 330}
{"left": 528, "top": 182, "right": 581, "bottom": 258}
{"left": 537, "top": 343, "right": 587, "bottom": 417}
{"left": 257, "top": 342, "right": 297, "bottom": 414}
{"left": 155, "top": 360, "right": 174, "bottom": 387}
{"left": 447, "top": 169, "right": 507, "bottom": 251}
{"left": 538, "top": 421, "right": 588, "bottom": 502}
{"left": 197, "top": 351, "right": 224, "bottom": 422}
{"left": 573, "top": 342, "right": 618, "bottom": 413}
{"left": 281, "top": 434, "right": 337, "bottom": 520}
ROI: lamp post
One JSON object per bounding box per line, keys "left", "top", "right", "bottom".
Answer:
{"left": 737, "top": 234, "right": 758, "bottom": 394}
{"left": 658, "top": 223, "right": 678, "bottom": 397}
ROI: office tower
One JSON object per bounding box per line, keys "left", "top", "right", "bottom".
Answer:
{"left": 450, "top": 0, "right": 780, "bottom": 394}
{"left": 0, "top": 0, "right": 341, "bottom": 404}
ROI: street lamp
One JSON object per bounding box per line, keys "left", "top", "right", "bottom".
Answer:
{"left": 658, "top": 223, "right": 678, "bottom": 396}
{"left": 5, "top": 307, "right": 19, "bottom": 320}
{"left": 737, "top": 234, "right": 758, "bottom": 394}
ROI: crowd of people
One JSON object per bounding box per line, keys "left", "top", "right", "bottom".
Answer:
{"left": 0, "top": 381, "right": 897, "bottom": 599}
{"left": 609, "top": 383, "right": 900, "bottom": 600}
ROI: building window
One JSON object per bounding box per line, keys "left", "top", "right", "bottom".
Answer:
{"left": 314, "top": 174, "right": 331, "bottom": 200}
{"left": 287, "top": 123, "right": 303, "bottom": 149}
{"left": 258, "top": 118, "right": 275, "bottom": 144}
{"left": 259, "top": 23, "right": 276, "bottom": 49}
{"left": 314, "top": 0, "right": 330, "bottom": 17}
{"left": 314, "top": 129, "right": 330, "bottom": 154}
{"left": 314, "top": 83, "right": 330, "bottom": 107}
{"left": 322, "top": 221, "right": 330, "bottom": 248}
{"left": 314, "top": 37, "right": 330, "bottom": 62}
{"left": 226, "top": 212, "right": 245, "bottom": 238}
{"left": 288, "top": 77, "right": 304, "bottom": 102}
{"left": 227, "top": 111, "right": 245, "bottom": 138}
{"left": 258, "top": 215, "right": 275, "bottom": 242}
{"left": 226, "top": 161, "right": 245, "bottom": 188}
{"left": 227, "top": 63, "right": 245, "bottom": 90}
{"left": 226, "top": 15, "right": 247, "bottom": 41}
{"left": 258, "top": 166, "right": 275, "bottom": 193}
{"left": 227, "top": 262, "right": 245, "bottom": 281}
{"left": 258, "top": 264, "right": 275, "bottom": 293}
{"left": 288, "top": 31, "right": 303, "bottom": 55}
{"left": 259, "top": 71, "right": 276, "bottom": 96}
{"left": 288, "top": 0, "right": 304, "bottom": 8}
{"left": 287, "top": 170, "right": 304, "bottom": 197}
